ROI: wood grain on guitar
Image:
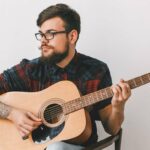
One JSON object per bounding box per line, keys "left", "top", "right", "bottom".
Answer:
{"left": 0, "top": 72, "right": 149, "bottom": 150}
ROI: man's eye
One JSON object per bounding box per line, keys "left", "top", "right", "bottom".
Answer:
{"left": 47, "top": 32, "right": 54, "bottom": 35}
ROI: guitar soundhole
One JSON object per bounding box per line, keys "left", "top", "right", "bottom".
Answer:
{"left": 39, "top": 99, "right": 67, "bottom": 128}
{"left": 44, "top": 104, "right": 63, "bottom": 124}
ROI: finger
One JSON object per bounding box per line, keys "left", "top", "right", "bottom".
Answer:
{"left": 116, "top": 84, "right": 124, "bottom": 101}
{"left": 21, "top": 123, "right": 35, "bottom": 132}
{"left": 24, "top": 118, "right": 42, "bottom": 128}
{"left": 112, "top": 84, "right": 125, "bottom": 103}
{"left": 120, "top": 78, "right": 125, "bottom": 82}
{"left": 19, "top": 126, "right": 30, "bottom": 136}
{"left": 116, "top": 84, "right": 122, "bottom": 93}
{"left": 119, "top": 82, "right": 131, "bottom": 99}
{"left": 22, "top": 135, "right": 29, "bottom": 140}
{"left": 111, "top": 85, "right": 119, "bottom": 98}
{"left": 119, "top": 78, "right": 130, "bottom": 93}
{"left": 111, "top": 85, "right": 121, "bottom": 107}
{"left": 18, "top": 130, "right": 26, "bottom": 138}
{"left": 27, "top": 112, "right": 42, "bottom": 122}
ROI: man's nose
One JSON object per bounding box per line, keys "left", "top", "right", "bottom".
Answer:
{"left": 41, "top": 35, "right": 49, "bottom": 43}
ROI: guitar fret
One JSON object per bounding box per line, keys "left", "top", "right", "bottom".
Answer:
{"left": 128, "top": 79, "right": 138, "bottom": 89}
{"left": 133, "top": 79, "right": 138, "bottom": 87}
{"left": 106, "top": 87, "right": 113, "bottom": 97}
{"left": 148, "top": 73, "right": 150, "bottom": 81}
{"left": 139, "top": 76, "right": 144, "bottom": 84}
{"left": 128, "top": 80, "right": 134, "bottom": 88}
{"left": 91, "top": 94, "right": 96, "bottom": 104}
{"left": 86, "top": 95, "right": 91, "bottom": 105}
{"left": 96, "top": 92, "right": 100, "bottom": 101}
{"left": 101, "top": 89, "right": 107, "bottom": 99}
{"left": 88, "top": 95, "right": 92, "bottom": 104}
{"left": 66, "top": 102, "right": 72, "bottom": 114}
{"left": 73, "top": 99, "right": 81, "bottom": 112}
{"left": 81, "top": 96, "right": 86, "bottom": 106}
{"left": 136, "top": 77, "right": 143, "bottom": 86}
{"left": 69, "top": 101, "right": 73, "bottom": 112}
{"left": 99, "top": 90, "right": 104, "bottom": 99}
{"left": 88, "top": 95, "right": 92, "bottom": 103}
{"left": 97, "top": 91, "right": 101, "bottom": 100}
{"left": 142, "top": 74, "right": 149, "bottom": 83}
{"left": 81, "top": 96, "right": 86, "bottom": 107}
{"left": 78, "top": 99, "right": 83, "bottom": 107}
{"left": 104, "top": 88, "right": 108, "bottom": 98}
{"left": 79, "top": 98, "right": 84, "bottom": 107}
{"left": 62, "top": 104, "right": 67, "bottom": 114}
{"left": 93, "top": 92, "right": 100, "bottom": 102}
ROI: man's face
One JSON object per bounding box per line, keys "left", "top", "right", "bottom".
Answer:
{"left": 39, "top": 17, "right": 70, "bottom": 64}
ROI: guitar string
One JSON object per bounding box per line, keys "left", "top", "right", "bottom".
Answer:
{"left": 42, "top": 97, "right": 80, "bottom": 111}
{"left": 43, "top": 101, "right": 86, "bottom": 116}
{"left": 41, "top": 99, "right": 84, "bottom": 115}
{"left": 43, "top": 106, "right": 75, "bottom": 118}
{"left": 43, "top": 87, "right": 135, "bottom": 121}
{"left": 42, "top": 93, "right": 103, "bottom": 113}
{"left": 44, "top": 113, "right": 63, "bottom": 120}
{"left": 43, "top": 76, "right": 150, "bottom": 121}
{"left": 40, "top": 92, "right": 107, "bottom": 119}
{"left": 43, "top": 99, "right": 99, "bottom": 116}
{"left": 41, "top": 95, "right": 103, "bottom": 118}
{"left": 44, "top": 109, "right": 63, "bottom": 118}
{"left": 41, "top": 88, "right": 110, "bottom": 115}
{"left": 42, "top": 103, "right": 84, "bottom": 120}
{"left": 42, "top": 89, "right": 108, "bottom": 111}
{"left": 43, "top": 104, "right": 86, "bottom": 120}
{"left": 43, "top": 76, "right": 150, "bottom": 120}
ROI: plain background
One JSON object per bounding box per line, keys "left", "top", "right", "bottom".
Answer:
{"left": 0, "top": 0, "right": 150, "bottom": 149}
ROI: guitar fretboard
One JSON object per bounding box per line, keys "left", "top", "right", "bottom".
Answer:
{"left": 63, "top": 73, "right": 150, "bottom": 115}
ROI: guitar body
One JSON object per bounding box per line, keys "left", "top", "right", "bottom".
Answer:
{"left": 0, "top": 81, "right": 92, "bottom": 150}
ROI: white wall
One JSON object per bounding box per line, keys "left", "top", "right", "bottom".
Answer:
{"left": 0, "top": 0, "right": 150, "bottom": 149}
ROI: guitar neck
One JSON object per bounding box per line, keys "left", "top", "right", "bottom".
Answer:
{"left": 64, "top": 73, "right": 150, "bottom": 115}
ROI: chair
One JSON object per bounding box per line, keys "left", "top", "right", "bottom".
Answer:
{"left": 84, "top": 128, "right": 122, "bottom": 150}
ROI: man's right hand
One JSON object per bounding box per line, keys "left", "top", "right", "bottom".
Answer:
{"left": 7, "top": 108, "right": 42, "bottom": 139}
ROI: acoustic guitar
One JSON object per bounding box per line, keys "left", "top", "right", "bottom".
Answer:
{"left": 0, "top": 72, "right": 149, "bottom": 150}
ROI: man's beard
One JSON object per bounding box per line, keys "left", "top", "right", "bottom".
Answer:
{"left": 39, "top": 43, "right": 69, "bottom": 65}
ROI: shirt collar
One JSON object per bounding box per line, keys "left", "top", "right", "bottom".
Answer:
{"left": 49, "top": 50, "right": 79, "bottom": 75}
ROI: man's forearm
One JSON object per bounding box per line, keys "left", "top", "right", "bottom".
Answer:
{"left": 0, "top": 101, "right": 12, "bottom": 119}
{"left": 105, "top": 106, "right": 124, "bottom": 135}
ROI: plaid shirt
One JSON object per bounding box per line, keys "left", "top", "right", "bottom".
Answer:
{"left": 0, "top": 51, "right": 112, "bottom": 145}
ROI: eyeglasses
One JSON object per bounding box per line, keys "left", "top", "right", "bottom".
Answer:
{"left": 35, "top": 30, "right": 67, "bottom": 41}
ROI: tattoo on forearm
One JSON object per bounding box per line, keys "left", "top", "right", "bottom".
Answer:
{"left": 0, "top": 102, "right": 12, "bottom": 119}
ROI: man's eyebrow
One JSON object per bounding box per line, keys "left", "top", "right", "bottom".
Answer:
{"left": 38, "top": 29, "right": 57, "bottom": 33}
{"left": 38, "top": 30, "right": 42, "bottom": 33}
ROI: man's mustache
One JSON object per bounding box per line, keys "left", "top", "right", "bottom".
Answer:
{"left": 38, "top": 45, "right": 54, "bottom": 50}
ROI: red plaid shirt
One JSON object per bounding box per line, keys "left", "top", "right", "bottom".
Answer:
{"left": 0, "top": 51, "right": 112, "bottom": 145}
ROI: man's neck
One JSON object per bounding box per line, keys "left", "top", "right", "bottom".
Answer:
{"left": 56, "top": 48, "right": 75, "bottom": 68}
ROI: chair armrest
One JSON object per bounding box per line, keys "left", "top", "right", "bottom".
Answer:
{"left": 84, "top": 128, "right": 122, "bottom": 150}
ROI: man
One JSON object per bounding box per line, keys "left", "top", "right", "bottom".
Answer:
{"left": 0, "top": 3, "right": 131, "bottom": 150}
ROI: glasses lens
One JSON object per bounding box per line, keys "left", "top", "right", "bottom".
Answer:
{"left": 35, "top": 33, "right": 42, "bottom": 40}
{"left": 45, "top": 32, "right": 53, "bottom": 40}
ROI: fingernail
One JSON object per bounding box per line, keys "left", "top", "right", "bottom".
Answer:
{"left": 22, "top": 135, "right": 29, "bottom": 140}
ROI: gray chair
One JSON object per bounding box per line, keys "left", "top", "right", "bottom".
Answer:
{"left": 85, "top": 128, "right": 122, "bottom": 150}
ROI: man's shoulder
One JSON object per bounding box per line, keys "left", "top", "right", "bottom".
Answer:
{"left": 19, "top": 58, "right": 40, "bottom": 67}
{"left": 78, "top": 53, "right": 108, "bottom": 69}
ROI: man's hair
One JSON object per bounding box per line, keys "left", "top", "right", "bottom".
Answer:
{"left": 37, "top": 3, "right": 81, "bottom": 39}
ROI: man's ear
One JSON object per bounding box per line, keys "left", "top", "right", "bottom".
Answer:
{"left": 68, "top": 29, "right": 78, "bottom": 44}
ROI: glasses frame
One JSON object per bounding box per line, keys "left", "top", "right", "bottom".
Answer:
{"left": 35, "top": 30, "right": 67, "bottom": 41}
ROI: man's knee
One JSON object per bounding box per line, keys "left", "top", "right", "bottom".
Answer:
{"left": 46, "top": 142, "right": 69, "bottom": 150}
